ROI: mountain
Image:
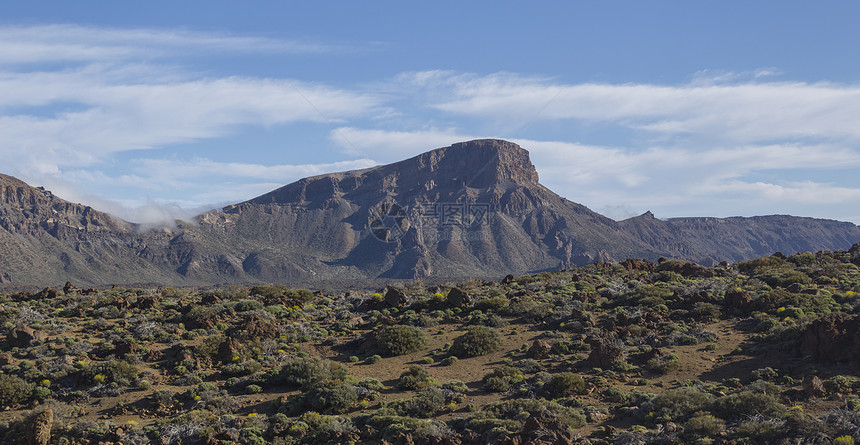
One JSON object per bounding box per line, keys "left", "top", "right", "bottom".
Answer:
{"left": 1, "top": 139, "right": 859, "bottom": 287}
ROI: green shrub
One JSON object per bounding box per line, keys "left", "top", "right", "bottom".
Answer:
{"left": 0, "top": 375, "right": 33, "bottom": 408}
{"left": 306, "top": 383, "right": 358, "bottom": 413}
{"left": 440, "top": 356, "right": 458, "bottom": 366}
{"left": 482, "top": 366, "right": 522, "bottom": 393}
{"left": 377, "top": 325, "right": 427, "bottom": 356}
{"left": 84, "top": 360, "right": 139, "bottom": 386}
{"left": 399, "top": 366, "right": 431, "bottom": 390}
{"left": 642, "top": 387, "right": 714, "bottom": 422}
{"left": 546, "top": 372, "right": 586, "bottom": 397}
{"left": 834, "top": 436, "right": 855, "bottom": 445}
{"left": 685, "top": 411, "right": 725, "bottom": 437}
{"left": 222, "top": 360, "right": 262, "bottom": 377}
{"left": 365, "top": 354, "right": 382, "bottom": 364}
{"left": 357, "top": 378, "right": 384, "bottom": 391}
{"left": 273, "top": 357, "right": 348, "bottom": 389}
{"left": 477, "top": 399, "right": 586, "bottom": 429}
{"left": 450, "top": 326, "right": 503, "bottom": 358}
{"left": 234, "top": 300, "right": 264, "bottom": 312}
{"left": 647, "top": 353, "right": 681, "bottom": 374}
{"left": 443, "top": 380, "right": 469, "bottom": 393}
{"left": 246, "top": 384, "right": 263, "bottom": 394}
{"left": 711, "top": 390, "right": 786, "bottom": 420}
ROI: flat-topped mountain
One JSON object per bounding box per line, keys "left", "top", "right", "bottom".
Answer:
{"left": 1, "top": 140, "right": 859, "bottom": 287}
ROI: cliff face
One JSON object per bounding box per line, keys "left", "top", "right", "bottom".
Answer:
{"left": 1, "top": 139, "right": 859, "bottom": 287}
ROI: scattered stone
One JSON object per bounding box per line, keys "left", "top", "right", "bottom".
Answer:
{"left": 27, "top": 408, "right": 52, "bottom": 445}
{"left": 803, "top": 375, "right": 826, "bottom": 397}
{"left": 588, "top": 336, "right": 625, "bottom": 368}
{"left": 7, "top": 324, "right": 47, "bottom": 347}
{"left": 134, "top": 295, "right": 162, "bottom": 310}
{"left": 801, "top": 313, "right": 860, "bottom": 369}
{"left": 586, "top": 410, "right": 610, "bottom": 423}
{"left": 384, "top": 286, "right": 408, "bottom": 307}
{"left": 446, "top": 287, "right": 471, "bottom": 307}
{"left": 0, "top": 352, "right": 13, "bottom": 366}
{"left": 217, "top": 337, "right": 243, "bottom": 363}
{"left": 63, "top": 281, "right": 78, "bottom": 294}
{"left": 528, "top": 339, "right": 552, "bottom": 360}
{"left": 724, "top": 289, "right": 753, "bottom": 312}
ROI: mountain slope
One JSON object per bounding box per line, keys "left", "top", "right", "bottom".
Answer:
{"left": 619, "top": 211, "right": 860, "bottom": 265}
{"left": 1, "top": 139, "right": 859, "bottom": 287}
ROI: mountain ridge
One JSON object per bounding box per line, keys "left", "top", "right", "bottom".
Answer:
{"left": 1, "top": 139, "right": 859, "bottom": 287}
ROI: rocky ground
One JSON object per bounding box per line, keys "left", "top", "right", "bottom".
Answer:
{"left": 2, "top": 247, "right": 860, "bottom": 444}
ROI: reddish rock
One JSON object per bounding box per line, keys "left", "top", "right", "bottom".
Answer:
{"left": 803, "top": 375, "right": 826, "bottom": 397}
{"left": 801, "top": 314, "right": 860, "bottom": 369}
{"left": 217, "top": 337, "right": 243, "bottom": 363}
{"left": 134, "top": 295, "right": 162, "bottom": 310}
{"left": 114, "top": 339, "right": 139, "bottom": 358}
{"left": 522, "top": 410, "right": 576, "bottom": 444}
{"left": 501, "top": 274, "right": 515, "bottom": 285}
{"left": 724, "top": 289, "right": 753, "bottom": 312}
{"left": 63, "top": 281, "right": 78, "bottom": 294}
{"left": 7, "top": 324, "right": 47, "bottom": 347}
{"left": 446, "top": 287, "right": 471, "bottom": 307}
{"left": 384, "top": 286, "right": 408, "bottom": 307}
{"left": 587, "top": 336, "right": 624, "bottom": 368}
{"left": 528, "top": 339, "right": 552, "bottom": 360}
{"left": 620, "top": 258, "right": 655, "bottom": 272}
{"left": 27, "top": 408, "right": 52, "bottom": 445}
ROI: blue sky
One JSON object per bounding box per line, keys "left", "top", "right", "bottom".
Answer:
{"left": 3, "top": 1, "right": 860, "bottom": 224}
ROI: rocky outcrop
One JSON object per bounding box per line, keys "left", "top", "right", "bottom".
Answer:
{"left": 528, "top": 339, "right": 552, "bottom": 360}
{"left": 800, "top": 314, "right": 860, "bottom": 368}
{"left": 803, "top": 375, "right": 826, "bottom": 397}
{"left": 588, "top": 336, "right": 625, "bottom": 368}
{"left": 7, "top": 324, "right": 46, "bottom": 347}
{"left": 2, "top": 139, "right": 860, "bottom": 288}
{"left": 27, "top": 408, "right": 52, "bottom": 445}
{"left": 446, "top": 287, "right": 471, "bottom": 307}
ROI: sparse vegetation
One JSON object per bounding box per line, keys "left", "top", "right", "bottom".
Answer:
{"left": 0, "top": 248, "right": 860, "bottom": 443}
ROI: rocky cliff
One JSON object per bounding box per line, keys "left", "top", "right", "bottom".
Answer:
{"left": 1, "top": 139, "right": 859, "bottom": 287}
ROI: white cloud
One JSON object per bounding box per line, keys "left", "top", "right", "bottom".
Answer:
{"left": 326, "top": 127, "right": 860, "bottom": 223}
{"left": 414, "top": 72, "right": 860, "bottom": 144}
{"left": 0, "top": 24, "right": 333, "bottom": 65}
{"left": 330, "top": 127, "right": 479, "bottom": 162}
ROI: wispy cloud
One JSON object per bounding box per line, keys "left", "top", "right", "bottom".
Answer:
{"left": 328, "top": 126, "right": 860, "bottom": 222}
{"left": 403, "top": 72, "right": 860, "bottom": 144}
{"left": 0, "top": 24, "right": 334, "bottom": 65}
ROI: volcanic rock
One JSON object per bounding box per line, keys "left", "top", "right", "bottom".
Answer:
{"left": 803, "top": 375, "right": 826, "bottom": 397}
{"left": 528, "top": 339, "right": 553, "bottom": 360}
{"left": 384, "top": 287, "right": 408, "bottom": 307}
{"left": 27, "top": 408, "right": 52, "bottom": 445}
{"left": 446, "top": 287, "right": 471, "bottom": 307}
{"left": 8, "top": 324, "right": 46, "bottom": 347}
{"left": 800, "top": 314, "right": 860, "bottom": 368}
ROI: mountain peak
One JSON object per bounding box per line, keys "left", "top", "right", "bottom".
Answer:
{"left": 436, "top": 139, "right": 539, "bottom": 186}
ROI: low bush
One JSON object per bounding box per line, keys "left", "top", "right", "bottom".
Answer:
{"left": 306, "top": 383, "right": 358, "bottom": 414}
{"left": 377, "top": 325, "right": 427, "bottom": 357}
{"left": 545, "top": 372, "right": 586, "bottom": 397}
{"left": 0, "top": 375, "right": 33, "bottom": 408}
{"left": 273, "top": 357, "right": 347, "bottom": 389}
{"left": 642, "top": 387, "right": 714, "bottom": 422}
{"left": 450, "top": 326, "right": 503, "bottom": 358}
{"left": 399, "top": 366, "right": 432, "bottom": 390}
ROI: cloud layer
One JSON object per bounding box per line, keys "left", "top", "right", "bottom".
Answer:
{"left": 2, "top": 26, "right": 860, "bottom": 224}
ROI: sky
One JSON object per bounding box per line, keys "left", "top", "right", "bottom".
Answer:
{"left": 2, "top": 1, "right": 860, "bottom": 224}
